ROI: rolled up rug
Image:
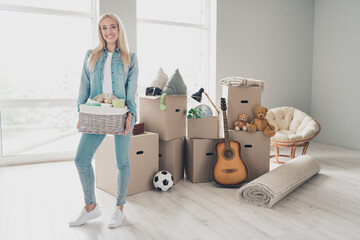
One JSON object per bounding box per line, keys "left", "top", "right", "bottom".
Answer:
{"left": 236, "top": 155, "right": 320, "bottom": 208}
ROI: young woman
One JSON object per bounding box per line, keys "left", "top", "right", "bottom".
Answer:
{"left": 69, "top": 13, "right": 138, "bottom": 228}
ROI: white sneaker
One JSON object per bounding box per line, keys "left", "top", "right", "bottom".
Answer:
{"left": 69, "top": 205, "right": 102, "bottom": 227}
{"left": 108, "top": 207, "right": 125, "bottom": 228}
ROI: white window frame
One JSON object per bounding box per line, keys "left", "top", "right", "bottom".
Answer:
{"left": 0, "top": 1, "right": 99, "bottom": 166}
{"left": 136, "top": 0, "right": 217, "bottom": 100}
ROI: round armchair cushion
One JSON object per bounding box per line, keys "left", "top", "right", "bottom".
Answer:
{"left": 266, "top": 107, "right": 319, "bottom": 142}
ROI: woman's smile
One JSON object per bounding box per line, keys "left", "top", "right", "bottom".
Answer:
{"left": 100, "top": 17, "right": 119, "bottom": 47}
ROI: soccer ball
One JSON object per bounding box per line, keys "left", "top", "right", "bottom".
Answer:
{"left": 153, "top": 170, "right": 174, "bottom": 191}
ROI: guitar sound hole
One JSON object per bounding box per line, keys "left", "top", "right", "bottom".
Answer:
{"left": 221, "top": 169, "right": 238, "bottom": 173}
{"left": 224, "top": 149, "right": 234, "bottom": 159}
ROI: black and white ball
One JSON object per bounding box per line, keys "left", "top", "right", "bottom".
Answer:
{"left": 153, "top": 170, "right": 174, "bottom": 191}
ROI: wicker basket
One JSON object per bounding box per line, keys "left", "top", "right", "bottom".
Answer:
{"left": 78, "top": 104, "right": 128, "bottom": 135}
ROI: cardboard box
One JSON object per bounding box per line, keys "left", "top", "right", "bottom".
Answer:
{"left": 186, "top": 138, "right": 222, "bottom": 183}
{"left": 229, "top": 130, "right": 270, "bottom": 181}
{"left": 187, "top": 118, "right": 220, "bottom": 139}
{"left": 95, "top": 132, "right": 159, "bottom": 196}
{"left": 227, "top": 86, "right": 262, "bottom": 129}
{"left": 139, "top": 95, "right": 187, "bottom": 141}
{"left": 159, "top": 137, "right": 185, "bottom": 184}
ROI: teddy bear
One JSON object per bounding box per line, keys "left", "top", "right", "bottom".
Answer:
{"left": 234, "top": 113, "right": 250, "bottom": 131}
{"left": 247, "top": 105, "right": 276, "bottom": 137}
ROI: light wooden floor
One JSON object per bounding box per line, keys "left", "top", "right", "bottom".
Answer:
{"left": 0, "top": 141, "right": 360, "bottom": 240}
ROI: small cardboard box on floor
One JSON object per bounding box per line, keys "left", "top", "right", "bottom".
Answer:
{"left": 159, "top": 137, "right": 185, "bottom": 184}
{"left": 186, "top": 138, "right": 222, "bottom": 183}
{"left": 139, "top": 95, "right": 187, "bottom": 141}
{"left": 95, "top": 132, "right": 159, "bottom": 197}
{"left": 187, "top": 117, "right": 220, "bottom": 139}
{"left": 229, "top": 130, "right": 270, "bottom": 182}
{"left": 226, "top": 86, "right": 262, "bottom": 129}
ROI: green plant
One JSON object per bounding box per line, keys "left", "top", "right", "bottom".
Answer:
{"left": 187, "top": 108, "right": 202, "bottom": 119}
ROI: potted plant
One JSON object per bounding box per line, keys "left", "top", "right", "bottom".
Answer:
{"left": 187, "top": 108, "right": 202, "bottom": 119}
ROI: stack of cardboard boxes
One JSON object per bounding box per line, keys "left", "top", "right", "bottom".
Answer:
{"left": 139, "top": 95, "right": 187, "bottom": 185}
{"left": 95, "top": 94, "right": 187, "bottom": 198}
{"left": 186, "top": 113, "right": 222, "bottom": 183}
{"left": 94, "top": 86, "right": 270, "bottom": 198}
{"left": 186, "top": 86, "right": 270, "bottom": 183}
{"left": 226, "top": 86, "right": 270, "bottom": 181}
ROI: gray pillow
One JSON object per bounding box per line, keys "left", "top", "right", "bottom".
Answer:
{"left": 162, "top": 69, "right": 187, "bottom": 95}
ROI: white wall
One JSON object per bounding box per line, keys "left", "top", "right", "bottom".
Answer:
{"left": 312, "top": 0, "right": 360, "bottom": 149}
{"left": 216, "top": 0, "right": 315, "bottom": 114}
{"left": 99, "top": 0, "right": 137, "bottom": 53}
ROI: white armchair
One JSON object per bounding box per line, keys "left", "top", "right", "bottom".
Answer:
{"left": 266, "top": 107, "right": 321, "bottom": 164}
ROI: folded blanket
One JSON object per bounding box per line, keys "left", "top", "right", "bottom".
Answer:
{"left": 236, "top": 155, "right": 320, "bottom": 208}
{"left": 219, "top": 77, "right": 265, "bottom": 91}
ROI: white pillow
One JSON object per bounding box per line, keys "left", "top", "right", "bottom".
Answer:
{"left": 150, "top": 68, "right": 168, "bottom": 90}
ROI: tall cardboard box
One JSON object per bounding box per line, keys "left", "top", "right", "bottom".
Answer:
{"left": 229, "top": 130, "right": 270, "bottom": 181}
{"left": 186, "top": 138, "right": 221, "bottom": 183}
{"left": 159, "top": 137, "right": 185, "bottom": 184}
{"left": 187, "top": 118, "right": 220, "bottom": 139}
{"left": 95, "top": 132, "right": 159, "bottom": 196}
{"left": 227, "top": 86, "right": 262, "bottom": 129}
{"left": 139, "top": 95, "right": 187, "bottom": 141}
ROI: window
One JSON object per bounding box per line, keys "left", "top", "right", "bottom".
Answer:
{"left": 0, "top": 1, "right": 97, "bottom": 164}
{"left": 136, "top": 0, "right": 214, "bottom": 100}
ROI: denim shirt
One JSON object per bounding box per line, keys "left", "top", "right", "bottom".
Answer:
{"left": 77, "top": 48, "right": 138, "bottom": 117}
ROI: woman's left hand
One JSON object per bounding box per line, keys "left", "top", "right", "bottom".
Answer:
{"left": 123, "top": 113, "right": 132, "bottom": 135}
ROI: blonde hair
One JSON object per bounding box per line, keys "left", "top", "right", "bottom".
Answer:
{"left": 87, "top": 13, "right": 130, "bottom": 73}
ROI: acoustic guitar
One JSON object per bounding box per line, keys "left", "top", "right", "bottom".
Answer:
{"left": 212, "top": 98, "right": 248, "bottom": 186}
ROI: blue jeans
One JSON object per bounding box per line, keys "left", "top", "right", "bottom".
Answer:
{"left": 74, "top": 118, "right": 135, "bottom": 206}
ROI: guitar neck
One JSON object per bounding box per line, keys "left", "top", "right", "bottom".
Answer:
{"left": 222, "top": 110, "right": 231, "bottom": 150}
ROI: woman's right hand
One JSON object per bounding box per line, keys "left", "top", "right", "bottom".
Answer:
{"left": 76, "top": 112, "right": 80, "bottom": 129}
